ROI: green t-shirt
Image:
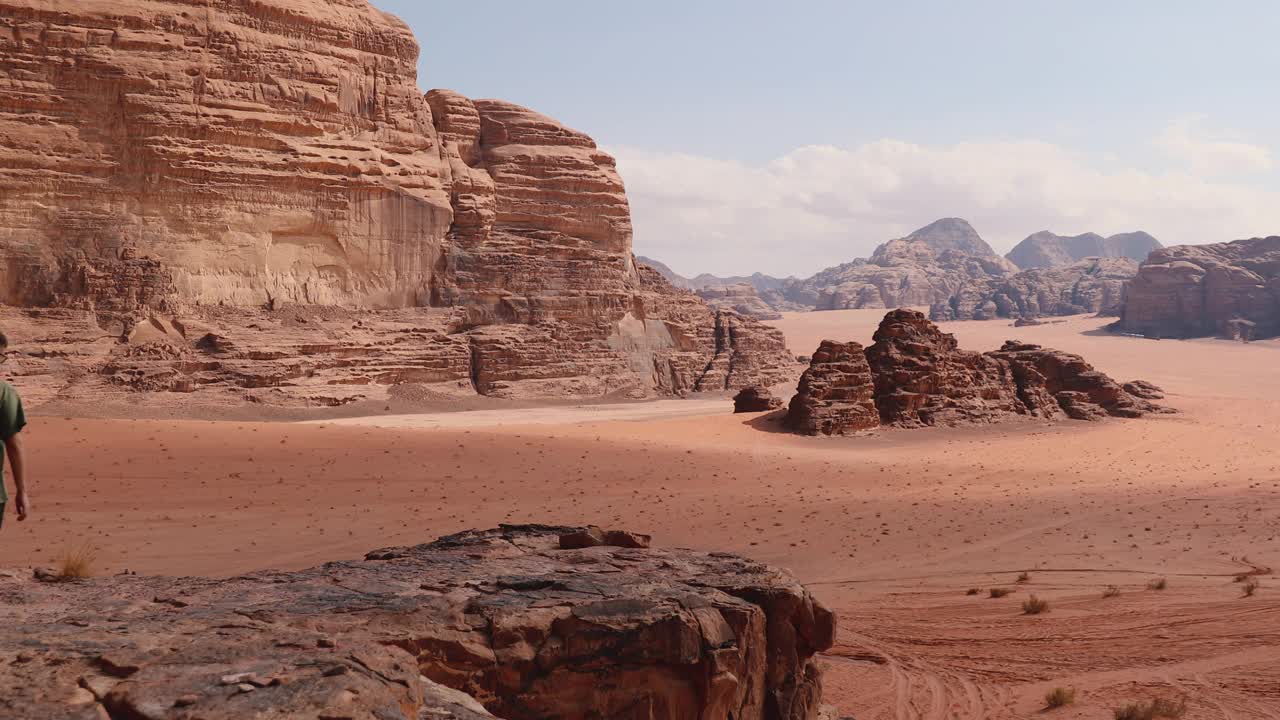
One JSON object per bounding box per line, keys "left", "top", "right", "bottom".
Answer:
{"left": 0, "top": 382, "right": 26, "bottom": 504}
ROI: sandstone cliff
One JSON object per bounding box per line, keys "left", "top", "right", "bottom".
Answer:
{"left": 1118, "top": 236, "right": 1280, "bottom": 340}
{"left": 786, "top": 310, "right": 1168, "bottom": 435}
{"left": 0, "top": 525, "right": 837, "bottom": 719}
{"left": 697, "top": 283, "right": 784, "bottom": 320}
{"left": 0, "top": 1, "right": 794, "bottom": 405}
{"left": 1006, "top": 231, "right": 1161, "bottom": 269}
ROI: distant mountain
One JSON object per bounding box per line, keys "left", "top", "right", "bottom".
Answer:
{"left": 635, "top": 256, "right": 790, "bottom": 293}
{"left": 895, "top": 217, "right": 1002, "bottom": 258}
{"left": 1006, "top": 231, "right": 1162, "bottom": 269}
{"left": 634, "top": 256, "right": 693, "bottom": 289}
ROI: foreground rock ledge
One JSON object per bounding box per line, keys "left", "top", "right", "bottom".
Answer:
{"left": 0, "top": 525, "right": 836, "bottom": 720}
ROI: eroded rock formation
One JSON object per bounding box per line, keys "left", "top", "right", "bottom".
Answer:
{"left": 784, "top": 341, "right": 879, "bottom": 435}
{"left": 1118, "top": 237, "right": 1280, "bottom": 340}
{"left": 1006, "top": 231, "right": 1161, "bottom": 270}
{"left": 930, "top": 257, "right": 1138, "bottom": 321}
{"left": 786, "top": 310, "right": 1168, "bottom": 435}
{"left": 0, "top": 525, "right": 835, "bottom": 720}
{"left": 734, "top": 385, "right": 784, "bottom": 413}
{"left": 0, "top": 2, "right": 793, "bottom": 405}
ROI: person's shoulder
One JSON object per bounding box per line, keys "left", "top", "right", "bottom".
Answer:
{"left": 0, "top": 381, "right": 17, "bottom": 399}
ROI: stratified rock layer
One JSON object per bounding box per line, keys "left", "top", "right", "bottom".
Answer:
{"left": 0, "top": 525, "right": 836, "bottom": 720}
{"left": 698, "top": 283, "right": 784, "bottom": 320}
{"left": 0, "top": 2, "right": 794, "bottom": 403}
{"left": 787, "top": 310, "right": 1168, "bottom": 435}
{"left": 1119, "top": 237, "right": 1280, "bottom": 340}
{"left": 784, "top": 341, "right": 879, "bottom": 435}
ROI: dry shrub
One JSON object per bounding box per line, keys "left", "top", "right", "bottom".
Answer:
{"left": 1044, "top": 686, "right": 1076, "bottom": 708}
{"left": 1022, "top": 595, "right": 1049, "bottom": 615}
{"left": 57, "top": 542, "right": 97, "bottom": 580}
{"left": 1113, "top": 697, "right": 1187, "bottom": 720}
{"left": 989, "top": 587, "right": 1013, "bottom": 598}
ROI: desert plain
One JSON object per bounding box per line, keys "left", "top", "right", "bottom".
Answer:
{"left": 2, "top": 310, "right": 1278, "bottom": 719}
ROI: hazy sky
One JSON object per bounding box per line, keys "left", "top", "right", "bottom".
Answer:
{"left": 374, "top": 0, "right": 1280, "bottom": 277}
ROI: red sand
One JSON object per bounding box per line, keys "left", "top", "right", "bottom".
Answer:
{"left": 3, "top": 311, "right": 1278, "bottom": 718}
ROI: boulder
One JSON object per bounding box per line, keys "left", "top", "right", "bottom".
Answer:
{"left": 734, "top": 386, "right": 785, "bottom": 413}
{"left": 0, "top": 525, "right": 835, "bottom": 720}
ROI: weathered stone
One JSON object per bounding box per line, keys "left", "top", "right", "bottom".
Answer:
{"left": 787, "top": 310, "right": 1170, "bottom": 435}
{"left": 0, "top": 525, "right": 835, "bottom": 720}
{"left": 1119, "top": 237, "right": 1280, "bottom": 340}
{"left": 0, "top": 2, "right": 794, "bottom": 407}
{"left": 785, "top": 341, "right": 879, "bottom": 436}
{"left": 734, "top": 386, "right": 784, "bottom": 413}
{"left": 697, "top": 283, "right": 784, "bottom": 320}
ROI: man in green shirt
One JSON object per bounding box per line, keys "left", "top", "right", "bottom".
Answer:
{"left": 0, "top": 332, "right": 29, "bottom": 527}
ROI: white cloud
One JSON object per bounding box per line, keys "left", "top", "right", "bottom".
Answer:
{"left": 1154, "top": 117, "right": 1273, "bottom": 177}
{"left": 612, "top": 128, "right": 1280, "bottom": 277}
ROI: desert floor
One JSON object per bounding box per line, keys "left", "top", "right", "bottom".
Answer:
{"left": 4, "top": 311, "right": 1279, "bottom": 719}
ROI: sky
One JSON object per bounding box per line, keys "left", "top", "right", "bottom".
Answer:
{"left": 374, "top": 0, "right": 1280, "bottom": 278}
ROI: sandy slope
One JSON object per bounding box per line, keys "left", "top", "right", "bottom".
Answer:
{"left": 3, "top": 311, "right": 1279, "bottom": 718}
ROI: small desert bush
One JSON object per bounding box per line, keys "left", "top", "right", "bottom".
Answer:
{"left": 1016, "top": 571, "right": 1031, "bottom": 584}
{"left": 1044, "top": 686, "right": 1076, "bottom": 709}
{"left": 1147, "top": 577, "right": 1167, "bottom": 591}
{"left": 966, "top": 588, "right": 980, "bottom": 596}
{"left": 1103, "top": 585, "right": 1121, "bottom": 598}
{"left": 1022, "top": 595, "right": 1049, "bottom": 614}
{"left": 56, "top": 542, "right": 97, "bottom": 580}
{"left": 1233, "top": 572, "right": 1250, "bottom": 583}
{"left": 989, "top": 587, "right": 1013, "bottom": 598}
{"left": 1113, "top": 697, "right": 1187, "bottom": 720}
{"left": 1242, "top": 579, "right": 1259, "bottom": 597}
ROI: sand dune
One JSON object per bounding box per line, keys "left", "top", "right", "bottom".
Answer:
{"left": 3, "top": 311, "right": 1278, "bottom": 717}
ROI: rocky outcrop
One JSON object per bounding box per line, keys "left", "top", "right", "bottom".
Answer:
{"left": 734, "top": 385, "right": 784, "bottom": 413}
{"left": 1118, "top": 237, "right": 1280, "bottom": 340}
{"left": 0, "top": 2, "right": 794, "bottom": 405}
{"left": 0, "top": 525, "right": 835, "bottom": 720}
{"left": 784, "top": 341, "right": 879, "bottom": 435}
{"left": 698, "top": 283, "right": 784, "bottom": 320}
{"left": 929, "top": 257, "right": 1138, "bottom": 321}
{"left": 786, "top": 310, "right": 1168, "bottom": 435}
{"left": 1006, "top": 231, "right": 1161, "bottom": 269}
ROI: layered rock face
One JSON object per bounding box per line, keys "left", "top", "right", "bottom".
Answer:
{"left": 1119, "top": 237, "right": 1280, "bottom": 340}
{"left": 0, "top": 0, "right": 449, "bottom": 309}
{"left": 930, "top": 257, "right": 1138, "bottom": 321}
{"left": 784, "top": 341, "right": 879, "bottom": 435}
{"left": 786, "top": 310, "right": 1168, "bottom": 435}
{"left": 697, "top": 283, "right": 784, "bottom": 320}
{"left": 0, "top": 525, "right": 836, "bottom": 720}
{"left": 0, "top": 2, "right": 794, "bottom": 404}
{"left": 1007, "top": 231, "right": 1161, "bottom": 269}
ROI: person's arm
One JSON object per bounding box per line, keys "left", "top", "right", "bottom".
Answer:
{"left": 5, "top": 433, "right": 26, "bottom": 520}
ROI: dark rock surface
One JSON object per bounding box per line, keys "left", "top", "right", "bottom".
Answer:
{"left": 0, "top": 525, "right": 836, "bottom": 720}
{"left": 784, "top": 341, "right": 880, "bottom": 435}
{"left": 735, "top": 386, "right": 785, "bottom": 413}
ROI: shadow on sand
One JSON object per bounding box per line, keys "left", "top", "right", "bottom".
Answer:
{"left": 741, "top": 408, "right": 793, "bottom": 434}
